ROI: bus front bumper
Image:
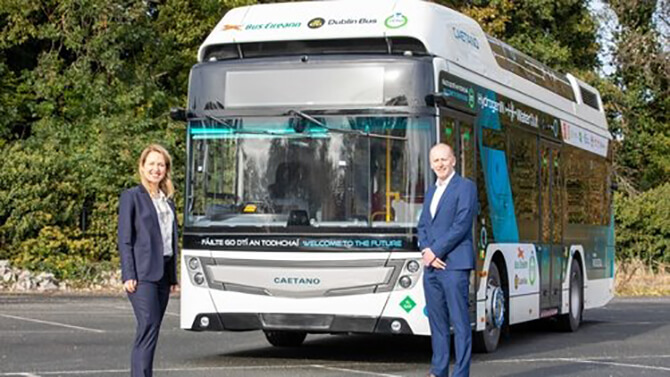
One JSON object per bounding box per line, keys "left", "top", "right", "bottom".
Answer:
{"left": 187, "top": 312, "right": 413, "bottom": 335}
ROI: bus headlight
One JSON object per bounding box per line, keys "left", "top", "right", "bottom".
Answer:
{"left": 188, "top": 257, "right": 200, "bottom": 270}
{"left": 193, "top": 272, "right": 205, "bottom": 285}
{"left": 399, "top": 275, "right": 412, "bottom": 289}
{"left": 407, "top": 260, "right": 420, "bottom": 273}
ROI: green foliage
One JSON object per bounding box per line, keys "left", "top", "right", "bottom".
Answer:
{"left": 605, "top": 0, "right": 669, "bottom": 191}
{"left": 0, "top": 0, "right": 201, "bottom": 278}
{"left": 451, "top": 0, "right": 600, "bottom": 72}
{"left": 615, "top": 184, "right": 670, "bottom": 266}
{"left": 14, "top": 226, "right": 99, "bottom": 280}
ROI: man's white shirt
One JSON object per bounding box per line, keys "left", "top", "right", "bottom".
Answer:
{"left": 429, "top": 171, "right": 455, "bottom": 219}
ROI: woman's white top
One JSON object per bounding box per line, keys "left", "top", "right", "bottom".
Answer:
{"left": 151, "top": 190, "right": 174, "bottom": 257}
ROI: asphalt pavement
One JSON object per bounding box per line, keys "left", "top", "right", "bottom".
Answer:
{"left": 0, "top": 295, "right": 668, "bottom": 377}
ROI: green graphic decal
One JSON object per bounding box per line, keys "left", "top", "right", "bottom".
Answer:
{"left": 400, "top": 296, "right": 417, "bottom": 313}
{"left": 468, "top": 88, "right": 475, "bottom": 109}
{"left": 385, "top": 13, "right": 408, "bottom": 29}
{"left": 528, "top": 255, "right": 537, "bottom": 285}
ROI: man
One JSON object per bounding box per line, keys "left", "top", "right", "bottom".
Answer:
{"left": 418, "top": 143, "right": 478, "bottom": 377}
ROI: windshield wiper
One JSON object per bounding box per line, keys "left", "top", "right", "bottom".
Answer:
{"left": 286, "top": 109, "right": 407, "bottom": 141}
{"left": 287, "top": 109, "right": 325, "bottom": 129}
{"left": 202, "top": 114, "right": 232, "bottom": 128}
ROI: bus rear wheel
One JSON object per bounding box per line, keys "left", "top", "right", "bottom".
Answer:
{"left": 263, "top": 330, "right": 307, "bottom": 347}
{"left": 474, "top": 262, "right": 506, "bottom": 353}
{"left": 557, "top": 258, "right": 583, "bottom": 332}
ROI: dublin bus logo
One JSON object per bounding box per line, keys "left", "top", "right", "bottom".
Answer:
{"left": 308, "top": 17, "right": 325, "bottom": 29}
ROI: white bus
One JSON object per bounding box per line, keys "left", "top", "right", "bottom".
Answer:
{"left": 175, "top": 0, "right": 615, "bottom": 352}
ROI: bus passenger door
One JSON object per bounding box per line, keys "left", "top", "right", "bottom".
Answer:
{"left": 440, "top": 113, "right": 476, "bottom": 179}
{"left": 539, "top": 141, "right": 564, "bottom": 310}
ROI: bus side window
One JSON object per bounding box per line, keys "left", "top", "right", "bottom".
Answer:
{"left": 370, "top": 138, "right": 406, "bottom": 223}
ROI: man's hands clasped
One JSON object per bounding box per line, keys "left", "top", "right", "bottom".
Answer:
{"left": 421, "top": 248, "right": 446, "bottom": 270}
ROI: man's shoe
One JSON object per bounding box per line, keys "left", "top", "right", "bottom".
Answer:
{"left": 427, "top": 374, "right": 438, "bottom": 377}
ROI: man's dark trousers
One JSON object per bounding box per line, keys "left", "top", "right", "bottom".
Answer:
{"left": 424, "top": 268, "right": 471, "bottom": 377}
{"left": 127, "top": 259, "right": 171, "bottom": 377}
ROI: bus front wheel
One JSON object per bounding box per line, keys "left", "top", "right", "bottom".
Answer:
{"left": 557, "top": 258, "right": 583, "bottom": 332}
{"left": 473, "top": 262, "right": 506, "bottom": 353}
{"left": 263, "top": 330, "right": 307, "bottom": 347}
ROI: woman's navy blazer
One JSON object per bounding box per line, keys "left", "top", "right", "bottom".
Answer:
{"left": 118, "top": 185, "right": 179, "bottom": 284}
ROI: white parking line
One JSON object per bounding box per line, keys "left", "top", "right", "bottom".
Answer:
{"left": 566, "top": 359, "right": 670, "bottom": 372}
{"left": 484, "top": 356, "right": 670, "bottom": 372}
{"left": 3, "top": 356, "right": 670, "bottom": 376}
{"left": 312, "top": 364, "right": 404, "bottom": 377}
{"left": 618, "top": 355, "right": 670, "bottom": 360}
{"left": 0, "top": 363, "right": 404, "bottom": 376}
{"left": 0, "top": 330, "right": 93, "bottom": 334}
{"left": 485, "top": 354, "right": 670, "bottom": 362}
{"left": 0, "top": 365, "right": 305, "bottom": 376}
{"left": 0, "top": 313, "right": 105, "bottom": 334}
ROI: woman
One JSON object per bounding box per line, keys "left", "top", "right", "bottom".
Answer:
{"left": 118, "top": 144, "right": 179, "bottom": 377}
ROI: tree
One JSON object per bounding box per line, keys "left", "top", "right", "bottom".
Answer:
{"left": 602, "top": 0, "right": 669, "bottom": 266}
{"left": 444, "top": 0, "right": 600, "bottom": 72}
{"left": 0, "top": 0, "right": 253, "bottom": 279}
{"left": 606, "top": 0, "right": 669, "bottom": 192}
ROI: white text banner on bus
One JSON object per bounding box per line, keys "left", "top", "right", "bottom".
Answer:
{"left": 561, "top": 120, "right": 609, "bottom": 158}
{"left": 224, "top": 67, "right": 385, "bottom": 108}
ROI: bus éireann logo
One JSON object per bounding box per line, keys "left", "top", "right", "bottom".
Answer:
{"left": 308, "top": 17, "right": 325, "bottom": 29}
{"left": 222, "top": 24, "right": 242, "bottom": 31}
{"left": 385, "top": 13, "right": 408, "bottom": 29}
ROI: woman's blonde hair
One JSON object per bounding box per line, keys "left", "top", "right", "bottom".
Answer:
{"left": 138, "top": 144, "right": 175, "bottom": 198}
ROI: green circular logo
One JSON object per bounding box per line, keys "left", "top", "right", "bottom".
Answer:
{"left": 528, "top": 255, "right": 537, "bottom": 285}
{"left": 468, "top": 88, "right": 475, "bottom": 109}
{"left": 385, "top": 13, "right": 408, "bottom": 29}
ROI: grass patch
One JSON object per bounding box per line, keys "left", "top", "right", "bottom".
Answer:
{"left": 616, "top": 259, "right": 670, "bottom": 296}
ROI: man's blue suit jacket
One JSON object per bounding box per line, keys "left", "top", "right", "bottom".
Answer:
{"left": 418, "top": 173, "right": 477, "bottom": 270}
{"left": 118, "top": 185, "right": 179, "bottom": 284}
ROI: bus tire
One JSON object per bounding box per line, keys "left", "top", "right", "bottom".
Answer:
{"left": 263, "top": 330, "right": 307, "bottom": 347}
{"left": 557, "top": 258, "right": 583, "bottom": 332}
{"left": 473, "top": 262, "right": 506, "bottom": 353}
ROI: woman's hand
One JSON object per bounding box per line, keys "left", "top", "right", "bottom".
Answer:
{"left": 170, "top": 284, "right": 180, "bottom": 295}
{"left": 123, "top": 279, "right": 138, "bottom": 293}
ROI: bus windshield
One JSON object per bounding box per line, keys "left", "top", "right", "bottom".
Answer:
{"left": 185, "top": 114, "right": 433, "bottom": 230}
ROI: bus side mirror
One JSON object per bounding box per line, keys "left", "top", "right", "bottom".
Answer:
{"left": 425, "top": 93, "right": 447, "bottom": 107}
{"left": 170, "top": 107, "right": 187, "bottom": 122}
{"left": 425, "top": 92, "right": 477, "bottom": 116}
